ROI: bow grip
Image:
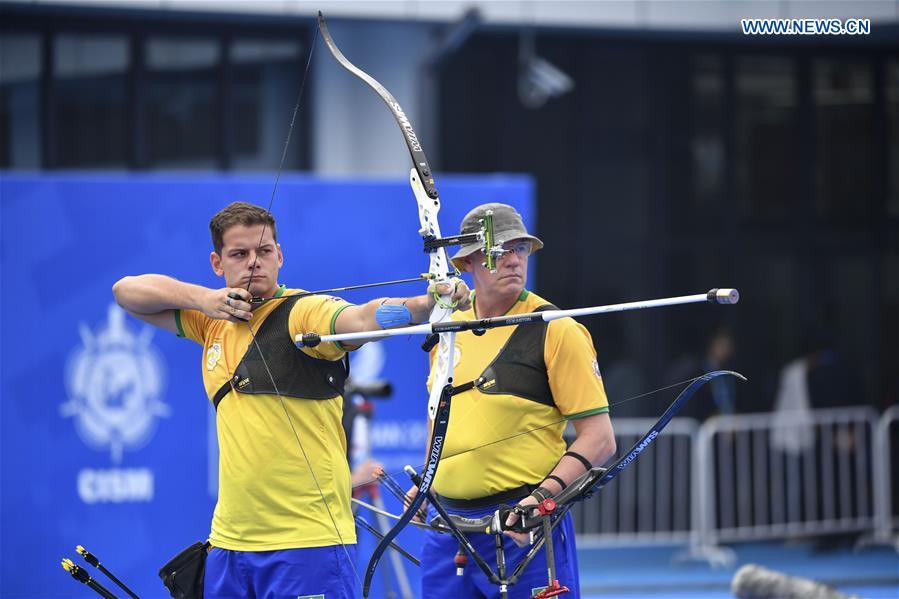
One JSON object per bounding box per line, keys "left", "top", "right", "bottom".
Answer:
{"left": 498, "top": 505, "right": 542, "bottom": 534}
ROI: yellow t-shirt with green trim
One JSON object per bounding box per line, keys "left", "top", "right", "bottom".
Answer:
{"left": 176, "top": 285, "right": 357, "bottom": 550}
{"left": 427, "top": 290, "right": 609, "bottom": 499}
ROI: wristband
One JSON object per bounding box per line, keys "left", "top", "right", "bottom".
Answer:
{"left": 563, "top": 450, "right": 593, "bottom": 472}
{"left": 545, "top": 475, "right": 567, "bottom": 491}
{"left": 527, "top": 486, "right": 554, "bottom": 504}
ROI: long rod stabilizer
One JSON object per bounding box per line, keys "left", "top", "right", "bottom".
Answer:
{"left": 297, "top": 288, "right": 740, "bottom": 348}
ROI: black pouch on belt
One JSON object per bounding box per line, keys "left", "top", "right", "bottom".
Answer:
{"left": 158, "top": 541, "right": 209, "bottom": 599}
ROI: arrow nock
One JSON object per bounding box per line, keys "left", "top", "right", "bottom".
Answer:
{"left": 76, "top": 544, "right": 100, "bottom": 567}
{"left": 62, "top": 558, "right": 90, "bottom": 584}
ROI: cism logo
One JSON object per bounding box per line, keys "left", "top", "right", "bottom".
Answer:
{"left": 61, "top": 304, "right": 169, "bottom": 503}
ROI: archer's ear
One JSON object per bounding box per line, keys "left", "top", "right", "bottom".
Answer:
{"left": 458, "top": 257, "right": 473, "bottom": 273}
{"left": 210, "top": 251, "right": 224, "bottom": 277}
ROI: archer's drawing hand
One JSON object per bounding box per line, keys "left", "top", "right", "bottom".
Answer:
{"left": 203, "top": 288, "right": 253, "bottom": 322}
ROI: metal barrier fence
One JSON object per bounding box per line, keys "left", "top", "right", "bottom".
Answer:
{"left": 570, "top": 408, "right": 898, "bottom": 558}
{"left": 871, "top": 405, "right": 899, "bottom": 548}
{"left": 688, "top": 407, "right": 879, "bottom": 563}
{"left": 571, "top": 418, "right": 699, "bottom": 545}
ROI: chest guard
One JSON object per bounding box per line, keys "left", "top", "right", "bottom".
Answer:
{"left": 212, "top": 295, "right": 348, "bottom": 410}
{"left": 476, "top": 304, "right": 557, "bottom": 407}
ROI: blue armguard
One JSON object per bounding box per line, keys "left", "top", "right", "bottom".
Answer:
{"left": 376, "top": 302, "right": 412, "bottom": 329}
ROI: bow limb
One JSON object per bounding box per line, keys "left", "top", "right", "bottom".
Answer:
{"left": 359, "top": 382, "right": 451, "bottom": 596}
{"left": 570, "top": 370, "right": 746, "bottom": 498}
{"left": 505, "top": 371, "right": 747, "bottom": 584}
{"left": 315, "top": 12, "right": 458, "bottom": 596}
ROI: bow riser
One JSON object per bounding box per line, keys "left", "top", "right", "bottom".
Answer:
{"left": 410, "top": 169, "right": 458, "bottom": 417}
{"left": 410, "top": 169, "right": 454, "bottom": 306}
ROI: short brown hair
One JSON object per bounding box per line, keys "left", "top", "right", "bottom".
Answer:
{"left": 209, "top": 202, "right": 277, "bottom": 254}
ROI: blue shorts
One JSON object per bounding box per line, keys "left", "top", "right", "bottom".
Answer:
{"left": 204, "top": 544, "right": 358, "bottom": 599}
{"left": 421, "top": 504, "right": 580, "bottom": 599}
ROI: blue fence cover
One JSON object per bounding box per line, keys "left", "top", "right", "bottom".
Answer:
{"left": 0, "top": 172, "right": 533, "bottom": 599}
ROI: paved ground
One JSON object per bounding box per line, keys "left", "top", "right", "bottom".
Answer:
{"left": 577, "top": 540, "right": 899, "bottom": 599}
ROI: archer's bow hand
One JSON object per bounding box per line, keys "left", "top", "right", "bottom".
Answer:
{"left": 427, "top": 278, "right": 472, "bottom": 312}
{"left": 504, "top": 486, "right": 553, "bottom": 547}
{"left": 202, "top": 288, "right": 253, "bottom": 323}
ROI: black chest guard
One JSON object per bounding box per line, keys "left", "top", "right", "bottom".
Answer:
{"left": 476, "top": 303, "right": 557, "bottom": 407}
{"left": 212, "top": 295, "right": 349, "bottom": 410}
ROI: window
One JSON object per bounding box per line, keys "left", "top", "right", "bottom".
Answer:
{"left": 887, "top": 59, "right": 899, "bottom": 219}
{"left": 813, "top": 59, "right": 875, "bottom": 221}
{"left": 734, "top": 56, "right": 799, "bottom": 221}
{"left": 230, "top": 39, "right": 305, "bottom": 171}
{"left": 0, "top": 33, "right": 41, "bottom": 169}
{"left": 53, "top": 34, "right": 130, "bottom": 168}
{"left": 145, "top": 37, "right": 219, "bottom": 168}
{"left": 690, "top": 54, "right": 726, "bottom": 209}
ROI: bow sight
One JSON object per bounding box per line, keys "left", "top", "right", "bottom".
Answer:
{"left": 422, "top": 208, "right": 506, "bottom": 273}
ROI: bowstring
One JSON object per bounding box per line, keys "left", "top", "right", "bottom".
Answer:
{"left": 234, "top": 23, "right": 366, "bottom": 591}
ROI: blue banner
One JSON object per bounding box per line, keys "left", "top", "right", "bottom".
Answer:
{"left": 0, "top": 172, "right": 533, "bottom": 599}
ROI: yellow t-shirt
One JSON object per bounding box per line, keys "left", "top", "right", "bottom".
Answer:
{"left": 176, "top": 286, "right": 357, "bottom": 550}
{"left": 428, "top": 290, "right": 609, "bottom": 499}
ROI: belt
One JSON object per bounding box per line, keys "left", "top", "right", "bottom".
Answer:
{"left": 435, "top": 484, "right": 536, "bottom": 510}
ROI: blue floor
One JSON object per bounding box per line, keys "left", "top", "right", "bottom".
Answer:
{"left": 577, "top": 541, "right": 899, "bottom": 598}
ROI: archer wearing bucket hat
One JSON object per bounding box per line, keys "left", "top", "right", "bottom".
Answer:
{"left": 450, "top": 203, "right": 544, "bottom": 272}
{"left": 418, "top": 202, "right": 616, "bottom": 599}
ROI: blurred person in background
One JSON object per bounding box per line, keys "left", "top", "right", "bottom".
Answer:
{"left": 772, "top": 320, "right": 867, "bottom": 550}
{"left": 410, "top": 203, "right": 617, "bottom": 599}
{"left": 772, "top": 322, "right": 864, "bottom": 455}
{"left": 112, "top": 201, "right": 470, "bottom": 599}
